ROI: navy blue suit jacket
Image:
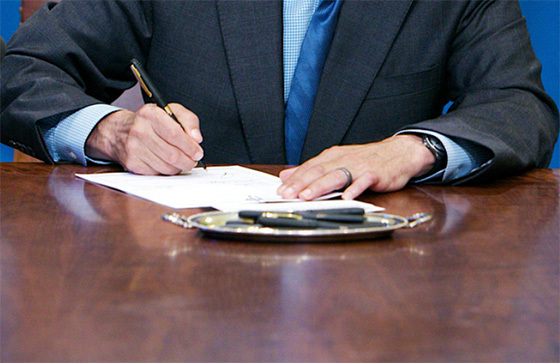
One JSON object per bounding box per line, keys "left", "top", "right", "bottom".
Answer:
{"left": 1, "top": 0, "right": 558, "bottom": 183}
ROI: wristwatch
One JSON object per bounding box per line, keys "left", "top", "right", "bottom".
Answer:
{"left": 416, "top": 134, "right": 447, "bottom": 179}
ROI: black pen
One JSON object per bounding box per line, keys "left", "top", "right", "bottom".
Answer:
{"left": 256, "top": 215, "right": 343, "bottom": 229}
{"left": 234, "top": 212, "right": 386, "bottom": 229}
{"left": 238, "top": 208, "right": 366, "bottom": 223}
{"left": 129, "top": 58, "right": 207, "bottom": 169}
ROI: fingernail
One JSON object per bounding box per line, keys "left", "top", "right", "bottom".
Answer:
{"left": 300, "top": 189, "right": 312, "bottom": 200}
{"left": 194, "top": 151, "right": 203, "bottom": 161}
{"left": 282, "top": 187, "right": 296, "bottom": 199}
{"left": 190, "top": 128, "right": 203, "bottom": 143}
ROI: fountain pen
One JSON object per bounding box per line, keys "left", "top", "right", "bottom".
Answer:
{"left": 129, "top": 58, "right": 206, "bottom": 169}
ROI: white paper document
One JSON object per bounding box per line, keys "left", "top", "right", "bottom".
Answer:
{"left": 76, "top": 165, "right": 383, "bottom": 211}
{"left": 76, "top": 166, "right": 288, "bottom": 209}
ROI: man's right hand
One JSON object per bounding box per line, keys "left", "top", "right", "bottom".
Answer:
{"left": 85, "top": 103, "right": 204, "bottom": 175}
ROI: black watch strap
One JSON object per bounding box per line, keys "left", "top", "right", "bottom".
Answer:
{"left": 413, "top": 134, "right": 447, "bottom": 180}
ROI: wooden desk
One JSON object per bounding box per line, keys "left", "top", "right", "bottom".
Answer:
{"left": 1, "top": 163, "right": 558, "bottom": 362}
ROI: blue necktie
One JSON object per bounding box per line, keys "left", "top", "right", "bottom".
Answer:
{"left": 284, "top": 0, "right": 343, "bottom": 165}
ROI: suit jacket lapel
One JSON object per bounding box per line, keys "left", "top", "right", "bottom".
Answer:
{"left": 301, "top": 0, "right": 414, "bottom": 162}
{"left": 217, "top": 0, "right": 285, "bottom": 164}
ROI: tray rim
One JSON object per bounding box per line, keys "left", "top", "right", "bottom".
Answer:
{"left": 185, "top": 211, "right": 411, "bottom": 242}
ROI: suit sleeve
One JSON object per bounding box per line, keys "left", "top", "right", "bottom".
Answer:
{"left": 0, "top": 0, "right": 153, "bottom": 163}
{"left": 402, "top": 0, "right": 558, "bottom": 183}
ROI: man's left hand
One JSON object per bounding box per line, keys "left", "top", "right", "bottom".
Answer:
{"left": 277, "top": 135, "right": 435, "bottom": 200}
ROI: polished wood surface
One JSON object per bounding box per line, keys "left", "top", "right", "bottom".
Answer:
{"left": 1, "top": 163, "right": 558, "bottom": 362}
{"left": 12, "top": 150, "right": 41, "bottom": 162}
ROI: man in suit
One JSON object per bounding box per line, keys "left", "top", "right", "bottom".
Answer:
{"left": 1, "top": 0, "right": 558, "bottom": 200}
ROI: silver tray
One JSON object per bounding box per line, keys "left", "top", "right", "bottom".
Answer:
{"left": 163, "top": 211, "right": 432, "bottom": 242}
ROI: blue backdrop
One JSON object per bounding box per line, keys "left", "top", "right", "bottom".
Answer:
{"left": 1, "top": 0, "right": 559, "bottom": 167}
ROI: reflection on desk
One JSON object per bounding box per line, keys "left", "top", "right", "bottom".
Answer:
{"left": 1, "top": 164, "right": 558, "bottom": 362}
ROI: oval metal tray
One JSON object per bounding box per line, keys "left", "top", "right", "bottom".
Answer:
{"left": 163, "top": 211, "right": 431, "bottom": 242}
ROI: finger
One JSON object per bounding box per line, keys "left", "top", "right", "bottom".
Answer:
{"left": 279, "top": 166, "right": 298, "bottom": 181}
{"left": 298, "top": 168, "right": 353, "bottom": 200}
{"left": 277, "top": 146, "right": 352, "bottom": 198}
{"left": 123, "top": 106, "right": 198, "bottom": 173}
{"left": 277, "top": 163, "right": 332, "bottom": 199}
{"left": 342, "top": 172, "right": 379, "bottom": 200}
{"left": 169, "top": 103, "right": 203, "bottom": 143}
{"left": 277, "top": 167, "right": 298, "bottom": 195}
{"left": 122, "top": 134, "right": 186, "bottom": 175}
{"left": 143, "top": 105, "right": 204, "bottom": 164}
{"left": 276, "top": 167, "right": 297, "bottom": 199}
{"left": 122, "top": 151, "right": 172, "bottom": 175}
{"left": 139, "top": 147, "right": 187, "bottom": 175}
{"left": 143, "top": 128, "right": 199, "bottom": 172}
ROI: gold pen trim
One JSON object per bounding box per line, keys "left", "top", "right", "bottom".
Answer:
{"left": 129, "top": 64, "right": 152, "bottom": 98}
{"left": 163, "top": 105, "right": 175, "bottom": 118}
{"left": 262, "top": 212, "right": 303, "bottom": 220}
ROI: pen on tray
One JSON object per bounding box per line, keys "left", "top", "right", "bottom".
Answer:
{"left": 232, "top": 208, "right": 385, "bottom": 230}
{"left": 129, "top": 58, "right": 207, "bottom": 169}
{"left": 238, "top": 208, "right": 366, "bottom": 223}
